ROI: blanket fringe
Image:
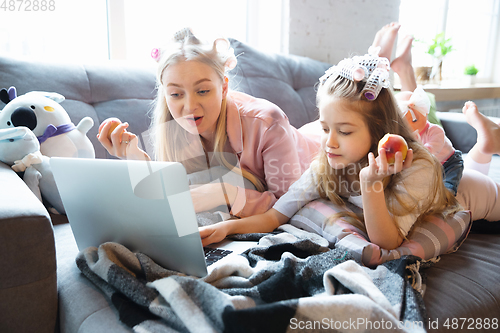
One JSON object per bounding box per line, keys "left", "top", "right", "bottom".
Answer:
{"left": 407, "top": 256, "right": 440, "bottom": 296}
{"left": 407, "top": 261, "right": 422, "bottom": 294}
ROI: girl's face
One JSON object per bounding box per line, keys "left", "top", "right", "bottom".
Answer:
{"left": 162, "top": 60, "right": 228, "bottom": 140}
{"left": 319, "top": 97, "right": 373, "bottom": 169}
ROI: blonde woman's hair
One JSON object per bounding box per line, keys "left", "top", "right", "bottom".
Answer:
{"left": 313, "top": 75, "right": 461, "bottom": 238}
{"left": 150, "top": 29, "right": 264, "bottom": 192}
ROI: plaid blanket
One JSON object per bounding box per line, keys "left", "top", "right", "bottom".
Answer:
{"left": 76, "top": 224, "right": 427, "bottom": 333}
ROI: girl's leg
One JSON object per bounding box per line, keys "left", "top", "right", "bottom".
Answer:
{"left": 462, "top": 101, "right": 500, "bottom": 175}
{"left": 391, "top": 35, "right": 417, "bottom": 92}
{"left": 370, "top": 22, "right": 417, "bottom": 92}
{"left": 371, "top": 22, "right": 400, "bottom": 60}
{"left": 464, "top": 154, "right": 491, "bottom": 175}
{"left": 463, "top": 101, "right": 500, "bottom": 156}
{"left": 456, "top": 169, "right": 500, "bottom": 221}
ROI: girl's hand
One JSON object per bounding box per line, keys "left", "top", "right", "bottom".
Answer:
{"left": 360, "top": 148, "right": 414, "bottom": 190}
{"left": 97, "top": 121, "right": 150, "bottom": 160}
{"left": 199, "top": 208, "right": 286, "bottom": 246}
{"left": 190, "top": 182, "right": 237, "bottom": 213}
{"left": 360, "top": 148, "right": 412, "bottom": 250}
{"left": 199, "top": 223, "right": 230, "bottom": 246}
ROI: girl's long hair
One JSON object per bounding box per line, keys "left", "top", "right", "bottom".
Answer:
{"left": 313, "top": 75, "right": 461, "bottom": 238}
{"left": 150, "top": 30, "right": 264, "bottom": 192}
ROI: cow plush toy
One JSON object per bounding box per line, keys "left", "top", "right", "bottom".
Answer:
{"left": 0, "top": 86, "right": 96, "bottom": 214}
{"left": 0, "top": 86, "right": 95, "bottom": 158}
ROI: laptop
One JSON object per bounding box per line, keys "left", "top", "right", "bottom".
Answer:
{"left": 50, "top": 157, "right": 257, "bottom": 277}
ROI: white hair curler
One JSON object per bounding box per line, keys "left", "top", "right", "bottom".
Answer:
{"left": 362, "top": 68, "right": 390, "bottom": 101}
{"left": 320, "top": 50, "right": 391, "bottom": 101}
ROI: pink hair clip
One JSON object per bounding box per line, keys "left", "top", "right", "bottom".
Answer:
{"left": 225, "top": 52, "right": 237, "bottom": 70}
{"left": 151, "top": 48, "right": 161, "bottom": 62}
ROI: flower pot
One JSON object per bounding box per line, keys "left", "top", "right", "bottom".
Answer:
{"left": 430, "top": 59, "right": 443, "bottom": 83}
{"left": 465, "top": 75, "right": 477, "bottom": 86}
{"left": 415, "top": 66, "right": 432, "bottom": 84}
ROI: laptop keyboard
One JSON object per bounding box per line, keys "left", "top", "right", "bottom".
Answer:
{"left": 203, "top": 247, "right": 233, "bottom": 266}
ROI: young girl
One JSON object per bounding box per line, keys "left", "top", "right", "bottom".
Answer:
{"left": 456, "top": 101, "right": 500, "bottom": 222}
{"left": 397, "top": 95, "right": 500, "bottom": 224}
{"left": 383, "top": 26, "right": 500, "bottom": 223}
{"left": 396, "top": 87, "right": 463, "bottom": 195}
{"left": 462, "top": 101, "right": 500, "bottom": 175}
{"left": 200, "top": 52, "right": 462, "bottom": 250}
{"left": 98, "top": 28, "right": 320, "bottom": 217}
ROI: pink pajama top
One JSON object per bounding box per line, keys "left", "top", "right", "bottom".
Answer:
{"left": 225, "top": 91, "right": 320, "bottom": 217}
{"left": 418, "top": 122, "right": 455, "bottom": 164}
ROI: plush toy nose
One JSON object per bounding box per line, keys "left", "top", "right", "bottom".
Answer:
{"left": 11, "top": 107, "right": 37, "bottom": 131}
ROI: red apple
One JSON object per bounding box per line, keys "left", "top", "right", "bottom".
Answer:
{"left": 98, "top": 117, "right": 123, "bottom": 141}
{"left": 377, "top": 133, "right": 408, "bottom": 165}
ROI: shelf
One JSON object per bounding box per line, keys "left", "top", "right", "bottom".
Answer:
{"left": 422, "top": 84, "right": 500, "bottom": 102}
{"left": 394, "top": 83, "right": 500, "bottom": 102}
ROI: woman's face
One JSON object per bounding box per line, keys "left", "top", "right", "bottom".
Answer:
{"left": 319, "top": 97, "right": 372, "bottom": 170}
{"left": 162, "top": 60, "right": 228, "bottom": 140}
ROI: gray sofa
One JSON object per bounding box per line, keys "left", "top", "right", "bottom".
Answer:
{"left": 1, "top": 39, "right": 499, "bottom": 333}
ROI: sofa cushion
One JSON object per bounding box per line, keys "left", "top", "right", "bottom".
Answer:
{"left": 424, "top": 233, "right": 500, "bottom": 324}
{"left": 437, "top": 111, "right": 500, "bottom": 183}
{"left": 0, "top": 56, "right": 157, "bottom": 160}
{"left": 228, "top": 39, "right": 331, "bottom": 129}
{"left": 437, "top": 111, "right": 479, "bottom": 154}
{"left": 426, "top": 92, "right": 442, "bottom": 126}
{"left": 228, "top": 39, "right": 447, "bottom": 132}
{"left": 0, "top": 163, "right": 57, "bottom": 333}
{"left": 54, "top": 223, "right": 131, "bottom": 333}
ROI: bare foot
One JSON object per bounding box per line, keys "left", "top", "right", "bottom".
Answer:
{"left": 371, "top": 22, "right": 401, "bottom": 60}
{"left": 391, "top": 35, "right": 417, "bottom": 92}
{"left": 463, "top": 101, "right": 500, "bottom": 155}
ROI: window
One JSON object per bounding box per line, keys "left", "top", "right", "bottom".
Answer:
{"left": 398, "top": 0, "right": 500, "bottom": 84}
{"left": 0, "top": 0, "right": 286, "bottom": 63}
{"left": 115, "top": 0, "right": 286, "bottom": 61}
{"left": 114, "top": 0, "right": 247, "bottom": 61}
{"left": 0, "top": 0, "right": 108, "bottom": 62}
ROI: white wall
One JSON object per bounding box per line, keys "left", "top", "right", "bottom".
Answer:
{"left": 493, "top": 11, "right": 500, "bottom": 83}
{"left": 288, "top": 0, "right": 401, "bottom": 64}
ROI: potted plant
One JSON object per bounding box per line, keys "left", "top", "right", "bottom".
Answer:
{"left": 464, "top": 65, "right": 479, "bottom": 85}
{"left": 418, "top": 32, "right": 454, "bottom": 82}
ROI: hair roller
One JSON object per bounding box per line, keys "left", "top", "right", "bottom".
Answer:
{"left": 320, "top": 50, "right": 391, "bottom": 101}
{"left": 213, "top": 38, "right": 237, "bottom": 71}
{"left": 173, "top": 27, "right": 194, "bottom": 42}
{"left": 355, "top": 55, "right": 380, "bottom": 75}
{"left": 362, "top": 68, "right": 389, "bottom": 101}
{"left": 338, "top": 60, "right": 367, "bottom": 82}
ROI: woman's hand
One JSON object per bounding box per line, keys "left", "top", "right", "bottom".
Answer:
{"left": 360, "top": 148, "right": 414, "bottom": 191}
{"left": 199, "top": 222, "right": 231, "bottom": 246}
{"left": 97, "top": 120, "right": 150, "bottom": 161}
{"left": 190, "top": 182, "right": 237, "bottom": 213}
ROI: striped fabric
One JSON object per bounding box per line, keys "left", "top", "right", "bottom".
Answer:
{"left": 76, "top": 226, "right": 427, "bottom": 332}
{"left": 289, "top": 199, "right": 472, "bottom": 267}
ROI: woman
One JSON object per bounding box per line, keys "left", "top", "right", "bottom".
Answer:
{"left": 98, "top": 28, "right": 320, "bottom": 217}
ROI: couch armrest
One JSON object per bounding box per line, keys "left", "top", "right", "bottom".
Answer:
{"left": 0, "top": 162, "right": 57, "bottom": 333}
{"left": 436, "top": 111, "right": 477, "bottom": 153}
